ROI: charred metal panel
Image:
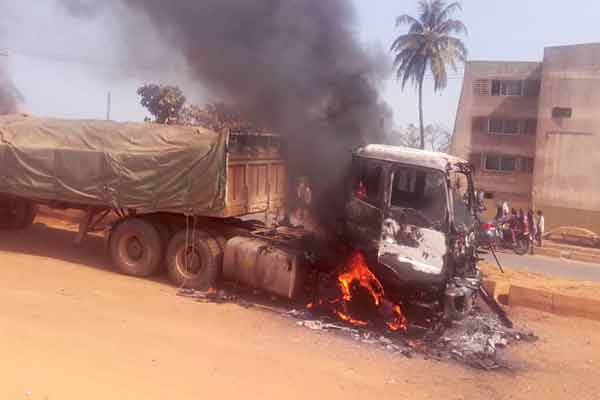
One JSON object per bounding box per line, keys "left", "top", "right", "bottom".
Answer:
{"left": 378, "top": 217, "right": 448, "bottom": 287}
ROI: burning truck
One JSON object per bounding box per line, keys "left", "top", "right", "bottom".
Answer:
{"left": 0, "top": 115, "right": 502, "bottom": 330}
{"left": 341, "top": 145, "right": 484, "bottom": 325}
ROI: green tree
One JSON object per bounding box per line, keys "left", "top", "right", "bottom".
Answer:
{"left": 137, "top": 84, "right": 253, "bottom": 130}
{"left": 137, "top": 84, "right": 186, "bottom": 124}
{"left": 388, "top": 123, "right": 452, "bottom": 152}
{"left": 179, "top": 102, "right": 251, "bottom": 131}
{"left": 391, "top": 0, "right": 467, "bottom": 149}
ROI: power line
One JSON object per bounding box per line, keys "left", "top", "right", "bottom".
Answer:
{"left": 2, "top": 48, "right": 161, "bottom": 72}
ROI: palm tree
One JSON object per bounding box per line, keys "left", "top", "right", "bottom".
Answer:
{"left": 391, "top": 0, "right": 467, "bottom": 149}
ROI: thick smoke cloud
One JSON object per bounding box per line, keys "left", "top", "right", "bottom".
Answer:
{"left": 61, "top": 0, "right": 393, "bottom": 223}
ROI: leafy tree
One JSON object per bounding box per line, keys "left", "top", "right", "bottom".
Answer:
{"left": 137, "top": 84, "right": 186, "bottom": 124}
{"left": 388, "top": 123, "right": 452, "bottom": 153}
{"left": 424, "top": 123, "right": 452, "bottom": 153}
{"left": 388, "top": 124, "right": 421, "bottom": 148}
{"left": 138, "top": 84, "right": 254, "bottom": 130}
{"left": 391, "top": 0, "right": 467, "bottom": 149}
{"left": 179, "top": 102, "right": 251, "bottom": 131}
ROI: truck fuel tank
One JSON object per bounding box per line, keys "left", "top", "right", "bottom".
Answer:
{"left": 222, "top": 236, "right": 306, "bottom": 299}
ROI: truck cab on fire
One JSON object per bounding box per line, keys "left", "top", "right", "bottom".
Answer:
{"left": 345, "top": 145, "right": 480, "bottom": 320}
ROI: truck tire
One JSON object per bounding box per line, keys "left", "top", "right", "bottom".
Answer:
{"left": 109, "top": 217, "right": 163, "bottom": 277}
{"left": 145, "top": 217, "right": 171, "bottom": 272}
{"left": 166, "top": 229, "right": 222, "bottom": 290}
{"left": 206, "top": 229, "right": 227, "bottom": 277}
{"left": 0, "top": 199, "right": 37, "bottom": 230}
{"left": 141, "top": 215, "right": 172, "bottom": 250}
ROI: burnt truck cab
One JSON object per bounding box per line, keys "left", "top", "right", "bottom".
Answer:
{"left": 345, "top": 145, "right": 479, "bottom": 319}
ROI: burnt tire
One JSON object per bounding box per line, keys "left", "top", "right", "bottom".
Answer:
{"left": 109, "top": 217, "right": 163, "bottom": 277}
{"left": 0, "top": 199, "right": 37, "bottom": 230}
{"left": 166, "top": 229, "right": 222, "bottom": 290}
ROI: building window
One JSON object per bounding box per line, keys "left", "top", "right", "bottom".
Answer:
{"left": 491, "top": 80, "right": 524, "bottom": 96}
{"left": 485, "top": 155, "right": 500, "bottom": 170}
{"left": 485, "top": 154, "right": 516, "bottom": 172}
{"left": 503, "top": 120, "right": 520, "bottom": 134}
{"left": 502, "top": 157, "right": 516, "bottom": 171}
{"left": 552, "top": 107, "right": 572, "bottom": 118}
{"left": 488, "top": 118, "right": 537, "bottom": 135}
{"left": 523, "top": 119, "right": 537, "bottom": 135}
{"left": 521, "top": 157, "right": 534, "bottom": 174}
{"left": 473, "top": 79, "right": 490, "bottom": 96}
{"left": 489, "top": 119, "right": 504, "bottom": 134}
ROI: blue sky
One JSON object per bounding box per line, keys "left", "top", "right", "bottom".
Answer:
{"left": 3, "top": 0, "right": 600, "bottom": 130}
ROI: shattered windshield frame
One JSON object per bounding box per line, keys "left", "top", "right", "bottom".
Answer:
{"left": 386, "top": 164, "right": 450, "bottom": 232}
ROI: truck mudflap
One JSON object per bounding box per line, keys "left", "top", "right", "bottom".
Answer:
{"left": 377, "top": 218, "right": 448, "bottom": 287}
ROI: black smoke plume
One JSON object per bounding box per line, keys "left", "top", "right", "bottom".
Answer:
{"left": 60, "top": 0, "right": 393, "bottom": 224}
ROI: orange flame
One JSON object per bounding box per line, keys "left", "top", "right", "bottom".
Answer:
{"left": 313, "top": 250, "right": 408, "bottom": 331}
{"left": 336, "top": 311, "right": 369, "bottom": 326}
{"left": 386, "top": 305, "right": 407, "bottom": 331}
{"left": 338, "top": 251, "right": 385, "bottom": 305}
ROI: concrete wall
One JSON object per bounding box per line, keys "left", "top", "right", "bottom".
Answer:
{"left": 452, "top": 61, "right": 541, "bottom": 208}
{"left": 533, "top": 43, "right": 600, "bottom": 232}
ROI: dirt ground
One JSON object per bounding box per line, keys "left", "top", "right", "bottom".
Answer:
{"left": 1, "top": 216, "right": 600, "bottom": 400}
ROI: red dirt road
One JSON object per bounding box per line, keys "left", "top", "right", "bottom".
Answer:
{"left": 1, "top": 217, "right": 599, "bottom": 400}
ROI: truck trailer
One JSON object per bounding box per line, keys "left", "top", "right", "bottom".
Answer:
{"left": 0, "top": 114, "right": 291, "bottom": 291}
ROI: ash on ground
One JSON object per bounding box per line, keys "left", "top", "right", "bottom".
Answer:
{"left": 178, "top": 288, "right": 537, "bottom": 371}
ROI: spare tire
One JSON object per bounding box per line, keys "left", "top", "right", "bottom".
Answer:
{"left": 166, "top": 229, "right": 222, "bottom": 290}
{"left": 109, "top": 217, "right": 163, "bottom": 277}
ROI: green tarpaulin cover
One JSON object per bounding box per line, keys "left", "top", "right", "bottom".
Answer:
{"left": 0, "top": 115, "right": 227, "bottom": 214}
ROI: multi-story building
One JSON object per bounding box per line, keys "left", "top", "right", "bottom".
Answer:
{"left": 452, "top": 43, "right": 600, "bottom": 232}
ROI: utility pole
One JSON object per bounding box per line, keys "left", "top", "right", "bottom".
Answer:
{"left": 106, "top": 91, "right": 112, "bottom": 120}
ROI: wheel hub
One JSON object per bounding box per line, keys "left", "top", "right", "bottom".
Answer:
{"left": 127, "top": 237, "right": 144, "bottom": 261}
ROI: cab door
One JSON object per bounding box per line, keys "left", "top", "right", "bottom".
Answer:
{"left": 344, "top": 157, "right": 385, "bottom": 251}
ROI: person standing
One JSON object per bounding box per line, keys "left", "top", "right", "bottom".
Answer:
{"left": 536, "top": 210, "right": 545, "bottom": 247}
{"left": 527, "top": 209, "right": 536, "bottom": 254}
{"left": 495, "top": 202, "right": 503, "bottom": 221}
{"left": 502, "top": 200, "right": 510, "bottom": 218}
{"left": 519, "top": 208, "right": 526, "bottom": 230}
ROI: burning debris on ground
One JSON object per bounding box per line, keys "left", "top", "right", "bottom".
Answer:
{"left": 178, "top": 276, "right": 536, "bottom": 371}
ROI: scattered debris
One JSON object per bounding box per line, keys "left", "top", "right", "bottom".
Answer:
{"left": 288, "top": 303, "right": 537, "bottom": 370}
{"left": 177, "top": 285, "right": 536, "bottom": 370}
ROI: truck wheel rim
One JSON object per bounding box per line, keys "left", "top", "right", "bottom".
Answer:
{"left": 119, "top": 233, "right": 145, "bottom": 263}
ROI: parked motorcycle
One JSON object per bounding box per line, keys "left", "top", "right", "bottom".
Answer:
{"left": 477, "top": 220, "right": 530, "bottom": 256}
